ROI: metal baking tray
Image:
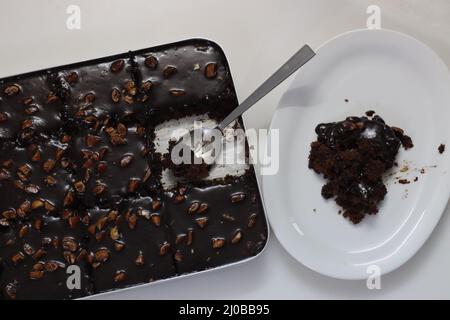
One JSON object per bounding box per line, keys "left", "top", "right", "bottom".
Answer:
{"left": 0, "top": 38, "right": 269, "bottom": 299}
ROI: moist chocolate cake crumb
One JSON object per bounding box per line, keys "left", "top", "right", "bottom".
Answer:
{"left": 365, "top": 110, "right": 376, "bottom": 117}
{"left": 438, "top": 144, "right": 445, "bottom": 154}
{"left": 391, "top": 126, "right": 414, "bottom": 149}
{"left": 164, "top": 140, "right": 211, "bottom": 182}
{"left": 414, "top": 177, "right": 418, "bottom": 182}
{"left": 398, "top": 179, "right": 410, "bottom": 184}
{"left": 308, "top": 114, "right": 413, "bottom": 224}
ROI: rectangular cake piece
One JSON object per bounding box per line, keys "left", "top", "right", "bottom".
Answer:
{"left": 84, "top": 196, "right": 176, "bottom": 293}
{"left": 163, "top": 178, "right": 267, "bottom": 274}
{"left": 0, "top": 213, "right": 93, "bottom": 300}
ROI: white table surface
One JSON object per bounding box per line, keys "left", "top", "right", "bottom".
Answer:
{"left": 1, "top": 0, "right": 450, "bottom": 299}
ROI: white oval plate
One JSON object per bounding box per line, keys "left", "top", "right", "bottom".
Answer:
{"left": 262, "top": 29, "right": 450, "bottom": 280}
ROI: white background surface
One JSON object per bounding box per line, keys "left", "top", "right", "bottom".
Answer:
{"left": 1, "top": 0, "right": 450, "bottom": 299}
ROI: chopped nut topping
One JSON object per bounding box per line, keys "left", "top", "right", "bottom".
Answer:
{"left": 159, "top": 242, "right": 171, "bottom": 256}
{"left": 44, "top": 261, "right": 60, "bottom": 272}
{"left": 196, "top": 217, "right": 208, "bottom": 229}
{"left": 94, "top": 248, "right": 110, "bottom": 262}
{"left": 247, "top": 213, "right": 257, "bottom": 228}
{"left": 32, "top": 199, "right": 45, "bottom": 210}
{"left": 110, "top": 59, "right": 125, "bottom": 73}
{"left": 85, "top": 134, "right": 101, "bottom": 148}
{"left": 188, "top": 201, "right": 200, "bottom": 214}
{"left": 222, "top": 213, "right": 235, "bottom": 222}
{"left": 174, "top": 194, "right": 186, "bottom": 203}
{"left": 19, "top": 225, "right": 29, "bottom": 238}
{"left": 65, "top": 72, "right": 79, "bottom": 85}
{"left": 186, "top": 229, "right": 193, "bottom": 246}
{"left": 23, "top": 243, "right": 35, "bottom": 255}
{"left": 135, "top": 252, "right": 145, "bottom": 266}
{"left": 2, "top": 209, "right": 17, "bottom": 219}
{"left": 29, "top": 270, "right": 44, "bottom": 280}
{"left": 113, "top": 270, "right": 126, "bottom": 282}
{"left": 42, "top": 159, "right": 56, "bottom": 173}
{"left": 74, "top": 181, "right": 86, "bottom": 193}
{"left": 63, "top": 190, "right": 75, "bottom": 206}
{"left": 62, "top": 237, "right": 78, "bottom": 252}
{"left": 169, "top": 89, "right": 186, "bottom": 97}
{"left": 205, "top": 62, "right": 218, "bottom": 79}
{"left": 120, "top": 154, "right": 133, "bottom": 167}
{"left": 18, "top": 164, "right": 32, "bottom": 176}
{"left": 231, "top": 230, "right": 243, "bottom": 244}
{"left": 111, "top": 87, "right": 121, "bottom": 103}
{"left": 44, "top": 175, "right": 57, "bottom": 186}
{"left": 25, "top": 184, "right": 40, "bottom": 194}
{"left": 11, "top": 252, "right": 25, "bottom": 265}
{"left": 64, "top": 251, "right": 76, "bottom": 264}
{"left": 128, "top": 179, "right": 140, "bottom": 193}
{"left": 3, "top": 84, "right": 20, "bottom": 96}
{"left": 212, "top": 238, "right": 226, "bottom": 249}
{"left": 174, "top": 251, "right": 183, "bottom": 262}
{"left": 144, "top": 56, "right": 158, "bottom": 69}
{"left": 231, "top": 192, "right": 246, "bottom": 203}
{"left": 141, "top": 81, "right": 153, "bottom": 92}
{"left": 175, "top": 234, "right": 187, "bottom": 245}
{"left": 4, "top": 282, "right": 17, "bottom": 299}
{"left": 32, "top": 248, "right": 46, "bottom": 260}
{"left": 114, "top": 241, "right": 125, "bottom": 251}
{"left": 110, "top": 226, "right": 120, "bottom": 240}
{"left": 150, "top": 214, "right": 161, "bottom": 227}
{"left": 124, "top": 80, "right": 137, "bottom": 96}
{"left": 93, "top": 183, "right": 106, "bottom": 195}
{"left": 197, "top": 203, "right": 208, "bottom": 214}
{"left": 128, "top": 213, "right": 138, "bottom": 229}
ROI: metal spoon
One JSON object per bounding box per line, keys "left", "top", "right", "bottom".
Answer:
{"left": 176, "top": 44, "right": 316, "bottom": 162}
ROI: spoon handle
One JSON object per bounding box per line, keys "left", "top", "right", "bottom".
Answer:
{"left": 217, "top": 44, "right": 316, "bottom": 131}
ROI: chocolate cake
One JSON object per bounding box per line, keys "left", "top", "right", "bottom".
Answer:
{"left": 163, "top": 139, "right": 211, "bottom": 182}
{"left": 308, "top": 113, "right": 413, "bottom": 224}
{"left": 0, "top": 40, "right": 267, "bottom": 299}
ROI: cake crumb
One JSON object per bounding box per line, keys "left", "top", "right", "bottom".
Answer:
{"left": 438, "top": 144, "right": 445, "bottom": 154}
{"left": 398, "top": 179, "right": 410, "bottom": 184}
{"left": 365, "top": 110, "right": 375, "bottom": 117}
